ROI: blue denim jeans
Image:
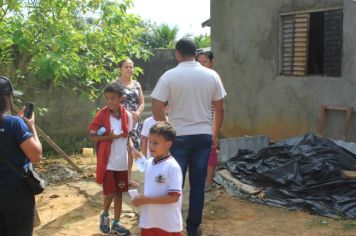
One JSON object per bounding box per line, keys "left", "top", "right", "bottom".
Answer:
{"left": 171, "top": 134, "right": 212, "bottom": 232}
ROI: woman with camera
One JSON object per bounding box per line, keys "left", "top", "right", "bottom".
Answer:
{"left": 0, "top": 76, "right": 42, "bottom": 236}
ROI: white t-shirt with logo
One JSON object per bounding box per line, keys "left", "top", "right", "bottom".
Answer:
{"left": 151, "top": 61, "right": 227, "bottom": 136}
{"left": 106, "top": 111, "right": 133, "bottom": 171}
{"left": 139, "top": 156, "right": 183, "bottom": 232}
{"left": 141, "top": 116, "right": 158, "bottom": 158}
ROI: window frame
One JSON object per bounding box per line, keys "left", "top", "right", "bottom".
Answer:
{"left": 279, "top": 7, "right": 343, "bottom": 77}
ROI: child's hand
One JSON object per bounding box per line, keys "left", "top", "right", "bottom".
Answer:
{"left": 109, "top": 130, "right": 122, "bottom": 140}
{"left": 131, "top": 111, "right": 140, "bottom": 121}
{"left": 132, "top": 194, "right": 146, "bottom": 207}
{"left": 131, "top": 149, "right": 142, "bottom": 160}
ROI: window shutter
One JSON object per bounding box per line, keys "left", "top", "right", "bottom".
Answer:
{"left": 292, "top": 13, "right": 310, "bottom": 76}
{"left": 281, "top": 16, "right": 294, "bottom": 75}
{"left": 324, "top": 10, "right": 343, "bottom": 77}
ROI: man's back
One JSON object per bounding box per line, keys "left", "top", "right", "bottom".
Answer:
{"left": 151, "top": 61, "right": 225, "bottom": 136}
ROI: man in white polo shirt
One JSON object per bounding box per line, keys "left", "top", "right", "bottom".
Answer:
{"left": 151, "top": 38, "right": 226, "bottom": 236}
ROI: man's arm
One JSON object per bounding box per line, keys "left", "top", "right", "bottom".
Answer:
{"left": 212, "top": 99, "right": 224, "bottom": 147}
{"left": 152, "top": 99, "right": 168, "bottom": 121}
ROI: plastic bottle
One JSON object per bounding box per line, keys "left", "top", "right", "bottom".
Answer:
{"left": 96, "top": 127, "right": 106, "bottom": 136}
{"left": 135, "top": 156, "right": 147, "bottom": 172}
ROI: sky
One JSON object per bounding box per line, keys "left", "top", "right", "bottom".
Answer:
{"left": 129, "top": 0, "right": 210, "bottom": 38}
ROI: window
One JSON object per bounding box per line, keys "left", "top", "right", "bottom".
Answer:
{"left": 281, "top": 9, "right": 343, "bottom": 77}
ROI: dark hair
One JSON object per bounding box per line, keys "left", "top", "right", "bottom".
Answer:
{"left": 118, "top": 59, "right": 134, "bottom": 68}
{"left": 0, "top": 95, "right": 7, "bottom": 119}
{"left": 175, "top": 38, "right": 197, "bottom": 57}
{"left": 104, "top": 82, "right": 125, "bottom": 97}
{"left": 197, "top": 51, "right": 214, "bottom": 61}
{"left": 149, "top": 121, "right": 176, "bottom": 142}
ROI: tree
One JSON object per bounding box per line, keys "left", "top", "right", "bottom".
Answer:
{"left": 0, "top": 0, "right": 21, "bottom": 76}
{"left": 153, "top": 23, "right": 179, "bottom": 48}
{"left": 139, "top": 21, "right": 179, "bottom": 49}
{"left": 194, "top": 34, "right": 211, "bottom": 49}
{"left": 0, "top": 0, "right": 151, "bottom": 99}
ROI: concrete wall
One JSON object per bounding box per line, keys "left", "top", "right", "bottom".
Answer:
{"left": 136, "top": 49, "right": 176, "bottom": 119}
{"left": 19, "top": 49, "right": 177, "bottom": 152}
{"left": 211, "top": 0, "right": 356, "bottom": 141}
{"left": 136, "top": 49, "right": 177, "bottom": 90}
{"left": 22, "top": 84, "right": 97, "bottom": 152}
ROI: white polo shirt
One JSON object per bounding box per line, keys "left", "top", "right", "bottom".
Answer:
{"left": 141, "top": 116, "right": 158, "bottom": 158}
{"left": 106, "top": 111, "right": 132, "bottom": 171}
{"left": 151, "top": 61, "right": 226, "bottom": 136}
{"left": 139, "top": 156, "right": 183, "bottom": 232}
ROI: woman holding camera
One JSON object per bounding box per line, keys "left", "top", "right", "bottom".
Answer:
{"left": 0, "top": 76, "right": 42, "bottom": 236}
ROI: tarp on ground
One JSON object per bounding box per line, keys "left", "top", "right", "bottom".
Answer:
{"left": 224, "top": 133, "right": 356, "bottom": 219}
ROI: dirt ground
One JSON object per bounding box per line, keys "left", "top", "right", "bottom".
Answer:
{"left": 33, "top": 155, "right": 356, "bottom": 236}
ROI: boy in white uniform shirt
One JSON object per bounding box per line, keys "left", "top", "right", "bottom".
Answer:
{"left": 133, "top": 121, "right": 183, "bottom": 236}
{"left": 88, "top": 83, "right": 133, "bottom": 235}
{"left": 141, "top": 103, "right": 169, "bottom": 158}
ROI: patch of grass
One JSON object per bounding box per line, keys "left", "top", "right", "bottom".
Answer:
{"left": 306, "top": 218, "right": 329, "bottom": 228}
{"left": 341, "top": 221, "right": 356, "bottom": 231}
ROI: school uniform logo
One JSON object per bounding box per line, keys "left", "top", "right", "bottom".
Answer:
{"left": 155, "top": 175, "right": 166, "bottom": 184}
{"left": 117, "top": 181, "right": 126, "bottom": 189}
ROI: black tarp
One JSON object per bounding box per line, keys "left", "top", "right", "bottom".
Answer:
{"left": 225, "top": 133, "right": 356, "bottom": 219}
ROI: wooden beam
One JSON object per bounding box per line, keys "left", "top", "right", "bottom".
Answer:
{"left": 217, "top": 169, "right": 260, "bottom": 194}
{"left": 341, "top": 107, "right": 353, "bottom": 141}
{"left": 316, "top": 105, "right": 327, "bottom": 136}
{"left": 341, "top": 170, "right": 356, "bottom": 179}
{"left": 280, "top": 7, "right": 343, "bottom": 16}
{"left": 324, "top": 105, "right": 356, "bottom": 112}
{"left": 36, "top": 126, "right": 83, "bottom": 173}
{"left": 316, "top": 105, "right": 355, "bottom": 140}
{"left": 11, "top": 105, "right": 83, "bottom": 174}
